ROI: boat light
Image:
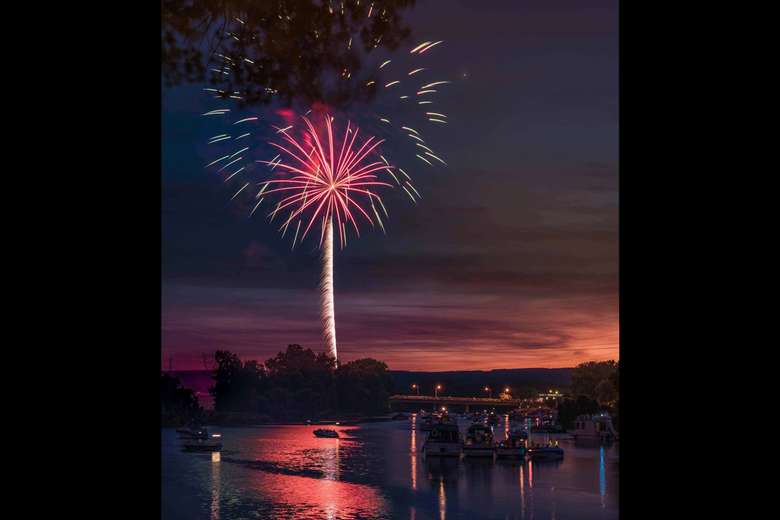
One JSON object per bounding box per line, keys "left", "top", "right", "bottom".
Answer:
{"left": 211, "top": 433, "right": 221, "bottom": 438}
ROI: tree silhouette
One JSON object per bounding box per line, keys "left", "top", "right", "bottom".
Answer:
{"left": 162, "top": 0, "right": 417, "bottom": 108}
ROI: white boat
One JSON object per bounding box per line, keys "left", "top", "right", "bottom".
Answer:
{"left": 463, "top": 423, "right": 495, "bottom": 457}
{"left": 423, "top": 423, "right": 462, "bottom": 457}
{"left": 572, "top": 413, "right": 618, "bottom": 443}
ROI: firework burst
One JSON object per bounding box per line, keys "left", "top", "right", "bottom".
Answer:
{"left": 200, "top": 16, "right": 455, "bottom": 361}
{"left": 258, "top": 116, "right": 395, "bottom": 249}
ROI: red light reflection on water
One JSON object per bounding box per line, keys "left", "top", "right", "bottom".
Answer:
{"left": 242, "top": 425, "right": 386, "bottom": 519}
{"left": 246, "top": 468, "right": 385, "bottom": 519}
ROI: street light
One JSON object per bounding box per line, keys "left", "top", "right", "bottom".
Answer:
{"left": 435, "top": 384, "right": 442, "bottom": 398}
{"left": 411, "top": 384, "right": 419, "bottom": 396}
{"left": 484, "top": 386, "right": 492, "bottom": 398}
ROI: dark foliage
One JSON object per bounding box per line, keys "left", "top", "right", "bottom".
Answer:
{"left": 162, "top": 0, "right": 417, "bottom": 108}
{"left": 336, "top": 358, "right": 392, "bottom": 414}
{"left": 208, "top": 345, "right": 392, "bottom": 420}
{"left": 161, "top": 373, "right": 203, "bottom": 425}
{"left": 570, "top": 360, "right": 618, "bottom": 405}
{"left": 556, "top": 395, "right": 601, "bottom": 430}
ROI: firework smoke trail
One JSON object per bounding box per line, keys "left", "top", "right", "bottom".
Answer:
{"left": 321, "top": 218, "right": 337, "bottom": 359}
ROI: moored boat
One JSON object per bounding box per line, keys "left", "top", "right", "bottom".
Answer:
{"left": 463, "top": 423, "right": 495, "bottom": 457}
{"left": 496, "top": 430, "right": 527, "bottom": 459}
{"left": 423, "top": 423, "right": 462, "bottom": 457}
{"left": 313, "top": 428, "right": 340, "bottom": 438}
{"left": 527, "top": 442, "right": 564, "bottom": 460}
{"left": 572, "top": 413, "right": 618, "bottom": 443}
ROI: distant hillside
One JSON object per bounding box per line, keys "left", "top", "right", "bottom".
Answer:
{"left": 389, "top": 368, "right": 572, "bottom": 397}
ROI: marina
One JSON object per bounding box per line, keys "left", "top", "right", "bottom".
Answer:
{"left": 163, "top": 413, "right": 618, "bottom": 519}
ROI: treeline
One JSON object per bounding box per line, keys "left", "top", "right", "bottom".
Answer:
{"left": 557, "top": 360, "right": 619, "bottom": 430}
{"left": 209, "top": 345, "right": 393, "bottom": 422}
{"left": 161, "top": 373, "right": 204, "bottom": 426}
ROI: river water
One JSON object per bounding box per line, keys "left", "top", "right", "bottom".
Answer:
{"left": 162, "top": 415, "right": 618, "bottom": 519}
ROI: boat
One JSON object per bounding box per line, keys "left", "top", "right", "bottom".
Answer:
{"left": 182, "top": 434, "right": 222, "bottom": 452}
{"left": 177, "top": 426, "right": 209, "bottom": 440}
{"left": 572, "top": 413, "right": 618, "bottom": 443}
{"left": 463, "top": 423, "right": 495, "bottom": 457}
{"left": 527, "top": 442, "right": 564, "bottom": 460}
{"left": 423, "top": 423, "right": 462, "bottom": 457}
{"left": 496, "top": 430, "right": 528, "bottom": 459}
{"left": 313, "top": 428, "right": 340, "bottom": 438}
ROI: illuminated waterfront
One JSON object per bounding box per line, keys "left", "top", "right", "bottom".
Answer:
{"left": 162, "top": 417, "right": 618, "bottom": 519}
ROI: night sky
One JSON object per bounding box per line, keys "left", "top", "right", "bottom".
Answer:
{"left": 162, "top": 0, "right": 618, "bottom": 371}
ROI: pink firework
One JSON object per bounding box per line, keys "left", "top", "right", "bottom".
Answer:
{"left": 257, "top": 114, "right": 400, "bottom": 361}
{"left": 259, "top": 115, "right": 397, "bottom": 249}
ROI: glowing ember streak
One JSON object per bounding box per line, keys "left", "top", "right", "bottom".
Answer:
{"left": 233, "top": 117, "right": 258, "bottom": 124}
{"left": 385, "top": 81, "right": 400, "bottom": 87}
{"left": 202, "top": 109, "right": 229, "bottom": 116}
{"left": 425, "top": 112, "right": 447, "bottom": 118}
{"left": 428, "top": 118, "right": 447, "bottom": 124}
{"left": 224, "top": 167, "right": 245, "bottom": 182}
{"left": 230, "top": 182, "right": 249, "bottom": 200}
{"left": 419, "top": 41, "right": 443, "bottom": 54}
{"left": 417, "top": 90, "right": 437, "bottom": 95}
{"left": 416, "top": 154, "right": 433, "bottom": 166}
{"left": 379, "top": 60, "right": 391, "bottom": 69}
{"left": 205, "top": 155, "right": 229, "bottom": 168}
{"left": 408, "top": 68, "right": 425, "bottom": 76}
{"left": 421, "top": 81, "right": 451, "bottom": 89}
{"left": 410, "top": 41, "right": 432, "bottom": 53}
{"left": 401, "top": 126, "right": 419, "bottom": 135}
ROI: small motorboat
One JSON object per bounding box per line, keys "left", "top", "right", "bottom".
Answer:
{"left": 463, "top": 423, "right": 495, "bottom": 457}
{"left": 183, "top": 434, "right": 222, "bottom": 452}
{"left": 423, "top": 423, "right": 462, "bottom": 457}
{"left": 314, "top": 429, "right": 340, "bottom": 438}
{"left": 496, "top": 431, "right": 527, "bottom": 459}
{"left": 177, "top": 426, "right": 209, "bottom": 440}
{"left": 528, "top": 442, "right": 564, "bottom": 460}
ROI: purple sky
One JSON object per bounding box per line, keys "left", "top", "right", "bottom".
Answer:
{"left": 162, "top": 0, "right": 618, "bottom": 370}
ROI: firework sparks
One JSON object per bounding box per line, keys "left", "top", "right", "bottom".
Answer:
{"left": 199, "top": 22, "right": 455, "bottom": 363}
{"left": 258, "top": 115, "right": 395, "bottom": 248}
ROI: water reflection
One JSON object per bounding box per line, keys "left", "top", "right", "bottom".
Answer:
{"left": 411, "top": 414, "right": 417, "bottom": 490}
{"left": 438, "top": 477, "right": 446, "bottom": 520}
{"left": 162, "top": 421, "right": 618, "bottom": 520}
{"left": 210, "top": 450, "right": 220, "bottom": 520}
{"left": 599, "top": 446, "right": 606, "bottom": 509}
{"left": 519, "top": 465, "right": 526, "bottom": 520}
